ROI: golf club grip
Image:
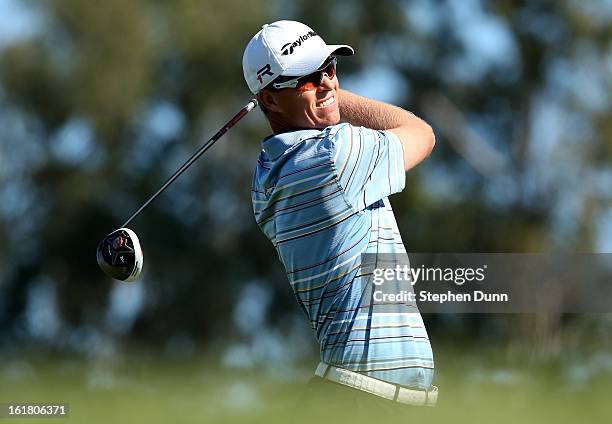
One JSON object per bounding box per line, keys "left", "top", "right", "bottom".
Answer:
{"left": 120, "top": 98, "right": 258, "bottom": 228}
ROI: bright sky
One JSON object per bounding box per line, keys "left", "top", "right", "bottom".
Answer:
{"left": 0, "top": 0, "right": 43, "bottom": 49}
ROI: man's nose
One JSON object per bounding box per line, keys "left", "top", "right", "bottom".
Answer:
{"left": 319, "top": 73, "right": 335, "bottom": 90}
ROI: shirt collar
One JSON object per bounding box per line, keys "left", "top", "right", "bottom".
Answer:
{"left": 262, "top": 128, "right": 323, "bottom": 160}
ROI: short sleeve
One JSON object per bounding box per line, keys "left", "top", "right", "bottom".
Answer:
{"left": 332, "top": 124, "right": 406, "bottom": 212}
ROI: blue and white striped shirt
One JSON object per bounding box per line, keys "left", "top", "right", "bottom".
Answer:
{"left": 252, "top": 123, "right": 434, "bottom": 389}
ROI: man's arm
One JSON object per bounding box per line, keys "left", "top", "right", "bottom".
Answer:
{"left": 338, "top": 89, "right": 435, "bottom": 171}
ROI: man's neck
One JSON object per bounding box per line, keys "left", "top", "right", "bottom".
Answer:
{"left": 267, "top": 114, "right": 294, "bottom": 134}
{"left": 266, "top": 112, "right": 323, "bottom": 134}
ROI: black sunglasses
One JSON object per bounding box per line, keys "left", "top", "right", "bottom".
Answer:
{"left": 269, "top": 57, "right": 337, "bottom": 92}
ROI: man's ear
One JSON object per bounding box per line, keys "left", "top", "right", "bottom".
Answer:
{"left": 258, "top": 90, "right": 282, "bottom": 113}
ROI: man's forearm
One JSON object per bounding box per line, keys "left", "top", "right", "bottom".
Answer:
{"left": 338, "top": 89, "right": 436, "bottom": 172}
{"left": 338, "top": 89, "right": 423, "bottom": 130}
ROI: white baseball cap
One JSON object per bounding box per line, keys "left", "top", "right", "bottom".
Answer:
{"left": 243, "top": 20, "right": 354, "bottom": 94}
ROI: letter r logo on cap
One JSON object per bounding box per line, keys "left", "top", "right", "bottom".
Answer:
{"left": 256, "top": 64, "right": 273, "bottom": 84}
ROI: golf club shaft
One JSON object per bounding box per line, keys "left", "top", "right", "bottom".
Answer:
{"left": 121, "top": 98, "right": 258, "bottom": 228}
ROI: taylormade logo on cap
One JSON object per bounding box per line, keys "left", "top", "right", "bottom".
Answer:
{"left": 280, "top": 30, "right": 318, "bottom": 55}
{"left": 242, "top": 20, "right": 354, "bottom": 94}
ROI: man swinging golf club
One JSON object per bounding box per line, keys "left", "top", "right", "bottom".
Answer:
{"left": 244, "top": 20, "right": 437, "bottom": 413}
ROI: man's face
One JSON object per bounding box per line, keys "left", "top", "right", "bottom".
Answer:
{"left": 262, "top": 72, "right": 341, "bottom": 130}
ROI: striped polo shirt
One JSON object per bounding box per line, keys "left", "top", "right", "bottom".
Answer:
{"left": 251, "top": 123, "right": 434, "bottom": 389}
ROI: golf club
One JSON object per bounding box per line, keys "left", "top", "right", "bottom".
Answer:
{"left": 96, "top": 98, "right": 258, "bottom": 282}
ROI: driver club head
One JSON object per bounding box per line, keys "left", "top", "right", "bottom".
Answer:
{"left": 96, "top": 227, "right": 143, "bottom": 282}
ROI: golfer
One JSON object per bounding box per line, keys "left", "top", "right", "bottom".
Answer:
{"left": 243, "top": 21, "right": 437, "bottom": 412}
